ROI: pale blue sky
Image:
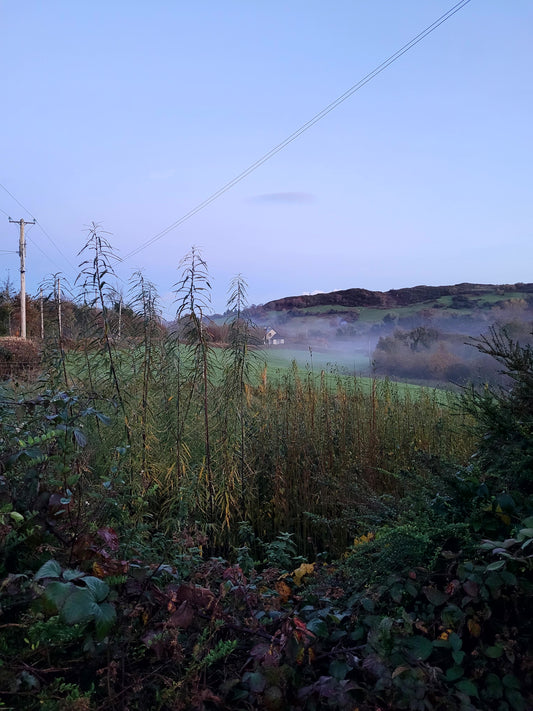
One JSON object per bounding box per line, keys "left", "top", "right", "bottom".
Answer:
{"left": 1, "top": 1, "right": 531, "bottom": 314}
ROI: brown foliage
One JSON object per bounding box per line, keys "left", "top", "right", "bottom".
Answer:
{"left": 0, "top": 337, "right": 41, "bottom": 379}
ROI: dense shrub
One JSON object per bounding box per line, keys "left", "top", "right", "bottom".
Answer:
{"left": 0, "top": 337, "right": 40, "bottom": 379}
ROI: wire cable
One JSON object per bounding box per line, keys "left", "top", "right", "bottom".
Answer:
{"left": 0, "top": 181, "right": 77, "bottom": 271}
{"left": 0, "top": 182, "right": 36, "bottom": 219}
{"left": 123, "top": 0, "right": 472, "bottom": 261}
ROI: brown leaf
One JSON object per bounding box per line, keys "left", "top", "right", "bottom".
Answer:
{"left": 462, "top": 580, "right": 479, "bottom": 598}
{"left": 97, "top": 526, "right": 119, "bottom": 551}
{"left": 167, "top": 600, "right": 195, "bottom": 629}
{"left": 467, "top": 618, "right": 481, "bottom": 637}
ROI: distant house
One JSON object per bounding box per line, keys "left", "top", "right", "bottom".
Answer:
{"left": 264, "top": 327, "right": 285, "bottom": 346}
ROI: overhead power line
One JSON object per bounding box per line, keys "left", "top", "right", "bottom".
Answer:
{"left": 123, "top": 0, "right": 472, "bottom": 261}
{"left": 0, "top": 182, "right": 77, "bottom": 271}
{"left": 0, "top": 182, "right": 35, "bottom": 219}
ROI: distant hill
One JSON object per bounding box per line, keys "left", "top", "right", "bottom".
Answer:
{"left": 261, "top": 283, "right": 533, "bottom": 311}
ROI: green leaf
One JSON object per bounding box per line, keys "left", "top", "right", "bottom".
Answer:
{"left": 73, "top": 428, "right": 87, "bottom": 448}
{"left": 486, "top": 560, "right": 506, "bottom": 571}
{"left": 94, "top": 601, "right": 116, "bottom": 640}
{"left": 485, "top": 645, "right": 504, "bottom": 658}
{"left": 405, "top": 581, "right": 418, "bottom": 597}
{"left": 82, "top": 576, "right": 109, "bottom": 603}
{"left": 505, "top": 689, "right": 525, "bottom": 710}
{"left": 390, "top": 583, "right": 403, "bottom": 603}
{"left": 9, "top": 511, "right": 24, "bottom": 522}
{"left": 35, "top": 559, "right": 62, "bottom": 581}
{"left": 456, "top": 679, "right": 479, "bottom": 698}
{"left": 243, "top": 671, "right": 266, "bottom": 693}
{"left": 405, "top": 636, "right": 433, "bottom": 661}
{"left": 452, "top": 650, "right": 465, "bottom": 665}
{"left": 449, "top": 632, "right": 462, "bottom": 652}
{"left": 43, "top": 581, "right": 72, "bottom": 610}
{"left": 502, "top": 674, "right": 521, "bottom": 690}
{"left": 518, "top": 527, "right": 533, "bottom": 538}
{"left": 361, "top": 597, "right": 374, "bottom": 612}
{"left": 423, "top": 586, "right": 448, "bottom": 606}
{"left": 446, "top": 665, "right": 464, "bottom": 681}
{"left": 306, "top": 618, "right": 328, "bottom": 638}
{"left": 62, "top": 569, "right": 84, "bottom": 582}
{"left": 329, "top": 659, "right": 349, "bottom": 680}
{"left": 484, "top": 673, "right": 503, "bottom": 700}
{"left": 60, "top": 588, "right": 98, "bottom": 625}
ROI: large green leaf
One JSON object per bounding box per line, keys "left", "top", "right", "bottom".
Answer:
{"left": 306, "top": 618, "right": 328, "bottom": 638}
{"left": 61, "top": 588, "right": 98, "bottom": 625}
{"left": 44, "top": 581, "right": 72, "bottom": 610}
{"left": 94, "top": 602, "right": 116, "bottom": 640}
{"left": 329, "top": 659, "right": 349, "bottom": 680}
{"left": 82, "top": 576, "right": 110, "bottom": 603}
{"left": 445, "top": 665, "right": 464, "bottom": 681}
{"left": 34, "top": 560, "right": 62, "bottom": 581}
{"left": 456, "top": 679, "right": 479, "bottom": 698}
{"left": 405, "top": 636, "right": 433, "bottom": 661}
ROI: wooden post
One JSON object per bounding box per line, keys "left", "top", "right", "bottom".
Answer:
{"left": 40, "top": 288, "right": 44, "bottom": 339}
{"left": 8, "top": 217, "right": 35, "bottom": 339}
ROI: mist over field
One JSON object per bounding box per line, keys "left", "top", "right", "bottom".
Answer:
{"left": 235, "top": 285, "right": 533, "bottom": 386}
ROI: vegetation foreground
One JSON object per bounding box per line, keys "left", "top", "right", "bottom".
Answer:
{"left": 0, "top": 234, "right": 532, "bottom": 710}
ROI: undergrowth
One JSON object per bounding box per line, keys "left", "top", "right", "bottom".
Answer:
{"left": 0, "top": 233, "right": 531, "bottom": 709}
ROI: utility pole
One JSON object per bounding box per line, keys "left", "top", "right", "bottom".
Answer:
{"left": 56, "top": 275, "right": 62, "bottom": 338}
{"left": 40, "top": 288, "right": 44, "bottom": 339}
{"left": 8, "top": 217, "right": 36, "bottom": 339}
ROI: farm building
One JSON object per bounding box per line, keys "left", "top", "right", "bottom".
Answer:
{"left": 264, "top": 328, "right": 285, "bottom": 346}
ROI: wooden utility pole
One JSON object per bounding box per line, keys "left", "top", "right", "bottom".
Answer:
{"left": 40, "top": 288, "right": 44, "bottom": 339}
{"left": 8, "top": 217, "right": 36, "bottom": 339}
{"left": 56, "top": 276, "right": 62, "bottom": 338}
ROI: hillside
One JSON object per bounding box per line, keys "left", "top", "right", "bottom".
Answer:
{"left": 243, "top": 282, "right": 533, "bottom": 386}
{"left": 261, "top": 282, "right": 533, "bottom": 311}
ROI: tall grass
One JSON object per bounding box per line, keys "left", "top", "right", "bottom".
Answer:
{"left": 39, "top": 231, "right": 476, "bottom": 555}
